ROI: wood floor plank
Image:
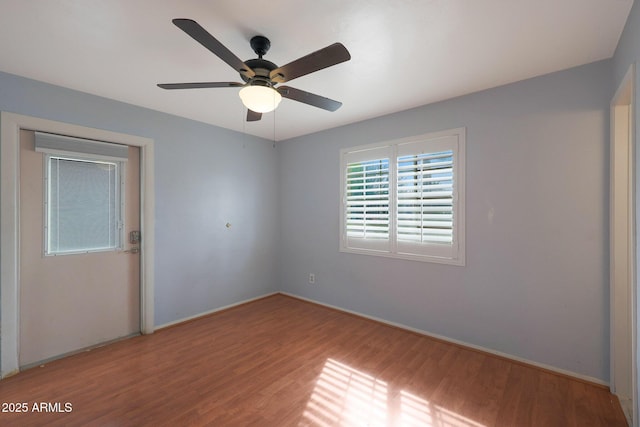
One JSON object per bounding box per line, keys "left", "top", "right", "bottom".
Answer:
{"left": 531, "top": 371, "right": 571, "bottom": 427}
{"left": 0, "top": 294, "right": 628, "bottom": 426}
{"left": 494, "top": 364, "right": 539, "bottom": 426}
{"left": 459, "top": 355, "right": 512, "bottom": 426}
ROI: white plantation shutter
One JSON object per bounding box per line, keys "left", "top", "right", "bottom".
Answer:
{"left": 342, "top": 146, "right": 391, "bottom": 252}
{"left": 346, "top": 159, "right": 390, "bottom": 239}
{"left": 396, "top": 136, "right": 460, "bottom": 259}
{"left": 340, "top": 129, "right": 464, "bottom": 264}
{"left": 397, "top": 150, "right": 453, "bottom": 243}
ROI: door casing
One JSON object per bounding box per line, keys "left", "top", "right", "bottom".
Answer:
{"left": 610, "top": 64, "right": 637, "bottom": 426}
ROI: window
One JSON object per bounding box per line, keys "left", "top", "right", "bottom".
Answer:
{"left": 46, "top": 156, "right": 123, "bottom": 254}
{"left": 340, "top": 128, "right": 465, "bottom": 265}
{"left": 35, "top": 131, "right": 128, "bottom": 255}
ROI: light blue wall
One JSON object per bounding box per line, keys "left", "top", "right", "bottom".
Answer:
{"left": 0, "top": 70, "right": 280, "bottom": 326}
{"left": 277, "top": 60, "right": 612, "bottom": 381}
{"left": 613, "top": 0, "right": 640, "bottom": 419}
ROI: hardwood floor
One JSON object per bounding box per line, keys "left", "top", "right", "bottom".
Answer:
{"left": 0, "top": 294, "right": 627, "bottom": 426}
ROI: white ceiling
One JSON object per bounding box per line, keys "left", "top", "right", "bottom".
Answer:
{"left": 0, "top": 0, "right": 633, "bottom": 141}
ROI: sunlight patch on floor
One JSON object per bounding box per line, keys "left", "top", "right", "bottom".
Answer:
{"left": 399, "top": 390, "right": 485, "bottom": 427}
{"left": 302, "top": 358, "right": 388, "bottom": 426}
{"left": 301, "top": 358, "right": 485, "bottom": 427}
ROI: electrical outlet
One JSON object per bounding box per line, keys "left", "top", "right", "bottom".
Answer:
{"left": 309, "top": 273, "right": 315, "bottom": 284}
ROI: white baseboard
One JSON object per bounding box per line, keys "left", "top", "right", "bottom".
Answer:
{"left": 155, "top": 292, "right": 279, "bottom": 330}
{"left": 279, "top": 292, "right": 609, "bottom": 387}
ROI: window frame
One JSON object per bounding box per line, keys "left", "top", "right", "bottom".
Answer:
{"left": 43, "top": 153, "right": 126, "bottom": 256}
{"left": 340, "top": 128, "right": 465, "bottom": 265}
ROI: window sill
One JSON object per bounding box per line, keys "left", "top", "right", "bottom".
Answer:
{"left": 339, "top": 246, "right": 465, "bottom": 266}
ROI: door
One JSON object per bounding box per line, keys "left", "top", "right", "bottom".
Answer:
{"left": 19, "top": 129, "right": 141, "bottom": 367}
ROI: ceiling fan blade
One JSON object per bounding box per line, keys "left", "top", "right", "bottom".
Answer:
{"left": 270, "top": 43, "right": 351, "bottom": 83}
{"left": 247, "top": 109, "right": 262, "bottom": 122}
{"left": 277, "top": 86, "right": 342, "bottom": 111}
{"left": 172, "top": 19, "right": 255, "bottom": 78}
{"left": 157, "top": 82, "right": 244, "bottom": 89}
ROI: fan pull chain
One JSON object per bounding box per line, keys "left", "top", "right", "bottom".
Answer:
{"left": 272, "top": 102, "right": 277, "bottom": 148}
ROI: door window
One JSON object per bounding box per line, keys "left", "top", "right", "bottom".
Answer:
{"left": 45, "top": 155, "right": 124, "bottom": 255}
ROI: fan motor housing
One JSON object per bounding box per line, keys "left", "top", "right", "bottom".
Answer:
{"left": 241, "top": 58, "right": 277, "bottom": 83}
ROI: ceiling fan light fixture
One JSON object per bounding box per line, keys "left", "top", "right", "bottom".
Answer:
{"left": 239, "top": 85, "right": 282, "bottom": 113}
{"left": 159, "top": 20, "right": 351, "bottom": 122}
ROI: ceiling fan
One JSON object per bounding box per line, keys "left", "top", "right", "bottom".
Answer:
{"left": 158, "top": 19, "right": 351, "bottom": 122}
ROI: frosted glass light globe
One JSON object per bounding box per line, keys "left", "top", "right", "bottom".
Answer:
{"left": 239, "top": 86, "right": 282, "bottom": 113}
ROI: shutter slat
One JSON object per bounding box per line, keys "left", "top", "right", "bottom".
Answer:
{"left": 397, "top": 192, "right": 452, "bottom": 200}
{"left": 397, "top": 165, "right": 452, "bottom": 175}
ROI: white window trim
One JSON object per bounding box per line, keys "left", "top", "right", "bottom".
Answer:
{"left": 340, "top": 128, "right": 465, "bottom": 266}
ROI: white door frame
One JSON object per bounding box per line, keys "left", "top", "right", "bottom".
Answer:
{"left": 1, "top": 112, "right": 155, "bottom": 378}
{"left": 610, "top": 64, "right": 637, "bottom": 426}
